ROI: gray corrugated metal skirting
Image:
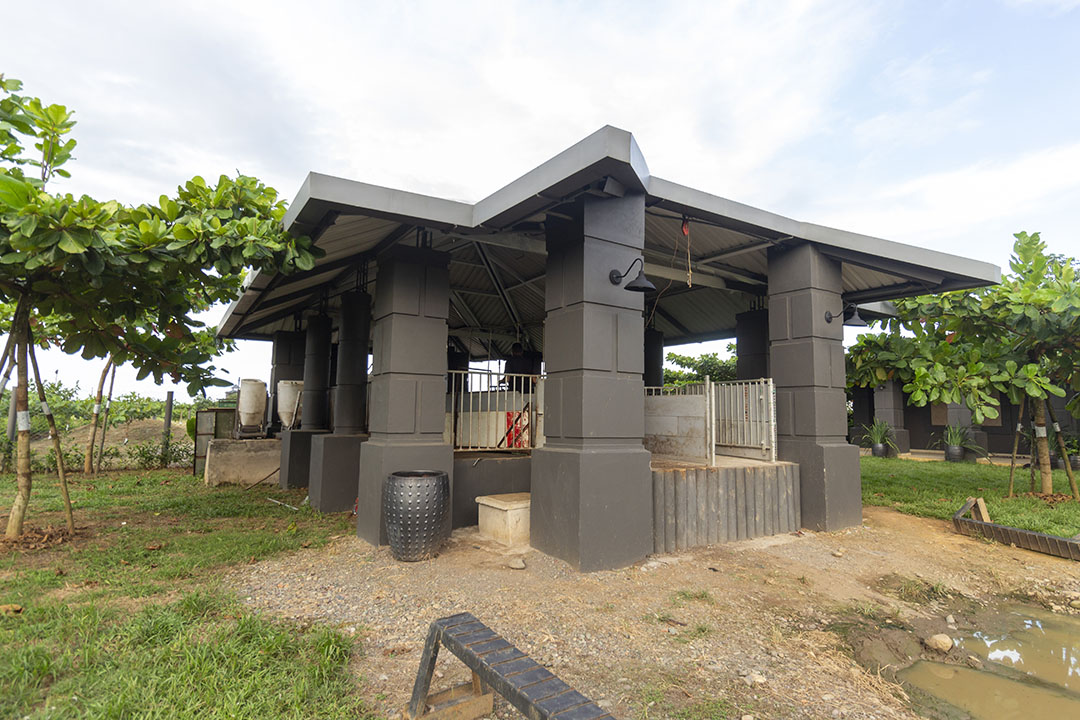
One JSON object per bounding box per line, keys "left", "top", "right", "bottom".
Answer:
{"left": 953, "top": 499, "right": 1080, "bottom": 561}
{"left": 651, "top": 463, "right": 801, "bottom": 553}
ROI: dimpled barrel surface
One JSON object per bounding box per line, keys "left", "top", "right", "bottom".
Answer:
{"left": 384, "top": 471, "right": 451, "bottom": 561}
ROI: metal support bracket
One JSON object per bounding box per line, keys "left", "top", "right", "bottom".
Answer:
{"left": 406, "top": 613, "right": 614, "bottom": 720}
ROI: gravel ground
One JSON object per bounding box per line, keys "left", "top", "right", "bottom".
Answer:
{"left": 228, "top": 506, "right": 1080, "bottom": 719}
{"left": 227, "top": 522, "right": 943, "bottom": 719}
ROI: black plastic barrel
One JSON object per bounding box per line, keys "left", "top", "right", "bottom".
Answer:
{"left": 383, "top": 470, "right": 450, "bottom": 561}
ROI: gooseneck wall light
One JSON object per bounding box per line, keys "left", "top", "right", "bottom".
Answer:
{"left": 824, "top": 303, "right": 868, "bottom": 327}
{"left": 609, "top": 257, "right": 656, "bottom": 293}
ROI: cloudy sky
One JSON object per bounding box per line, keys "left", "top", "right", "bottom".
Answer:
{"left": 5, "top": 0, "right": 1079, "bottom": 398}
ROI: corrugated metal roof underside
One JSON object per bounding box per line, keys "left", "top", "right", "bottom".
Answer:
{"left": 223, "top": 208, "right": 930, "bottom": 355}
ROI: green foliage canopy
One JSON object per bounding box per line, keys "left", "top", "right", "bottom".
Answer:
{"left": 0, "top": 73, "right": 321, "bottom": 394}
{"left": 847, "top": 232, "right": 1079, "bottom": 423}
{"left": 664, "top": 343, "right": 737, "bottom": 385}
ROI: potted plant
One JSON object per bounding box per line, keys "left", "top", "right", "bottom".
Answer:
{"left": 934, "top": 424, "right": 986, "bottom": 463}
{"left": 861, "top": 418, "right": 898, "bottom": 458}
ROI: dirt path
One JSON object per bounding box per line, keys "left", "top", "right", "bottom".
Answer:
{"left": 228, "top": 508, "right": 1080, "bottom": 720}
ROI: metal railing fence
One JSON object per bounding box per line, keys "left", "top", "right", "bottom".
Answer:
{"left": 644, "top": 383, "right": 709, "bottom": 396}
{"left": 446, "top": 369, "right": 540, "bottom": 451}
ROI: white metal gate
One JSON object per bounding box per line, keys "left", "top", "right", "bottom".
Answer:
{"left": 712, "top": 378, "right": 777, "bottom": 461}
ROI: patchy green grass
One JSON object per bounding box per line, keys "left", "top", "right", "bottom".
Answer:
{"left": 861, "top": 456, "right": 1080, "bottom": 537}
{"left": 1, "top": 589, "right": 372, "bottom": 719}
{"left": 0, "top": 469, "right": 370, "bottom": 719}
{"left": 634, "top": 680, "right": 737, "bottom": 720}
{"left": 674, "top": 623, "right": 712, "bottom": 644}
{"left": 672, "top": 699, "right": 736, "bottom": 720}
{"left": 673, "top": 589, "right": 715, "bottom": 605}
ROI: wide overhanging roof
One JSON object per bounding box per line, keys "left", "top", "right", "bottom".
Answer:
{"left": 218, "top": 126, "right": 1000, "bottom": 354}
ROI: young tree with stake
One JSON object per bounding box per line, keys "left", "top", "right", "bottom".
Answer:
{"left": 0, "top": 74, "right": 320, "bottom": 538}
{"left": 847, "top": 233, "right": 1080, "bottom": 498}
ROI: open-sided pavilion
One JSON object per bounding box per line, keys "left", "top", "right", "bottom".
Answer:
{"left": 217, "top": 126, "right": 999, "bottom": 571}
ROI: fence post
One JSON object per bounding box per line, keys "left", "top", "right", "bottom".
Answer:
{"left": 768, "top": 379, "right": 777, "bottom": 462}
{"left": 162, "top": 391, "right": 174, "bottom": 463}
{"left": 705, "top": 377, "right": 715, "bottom": 466}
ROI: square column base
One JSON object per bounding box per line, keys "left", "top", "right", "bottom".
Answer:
{"left": 530, "top": 445, "right": 652, "bottom": 572}
{"left": 778, "top": 439, "right": 861, "bottom": 531}
{"left": 356, "top": 438, "right": 453, "bottom": 545}
{"left": 309, "top": 433, "right": 368, "bottom": 512}
{"left": 891, "top": 428, "right": 911, "bottom": 455}
{"left": 279, "top": 429, "right": 328, "bottom": 489}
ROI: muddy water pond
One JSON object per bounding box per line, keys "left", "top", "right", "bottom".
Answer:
{"left": 901, "top": 605, "right": 1080, "bottom": 719}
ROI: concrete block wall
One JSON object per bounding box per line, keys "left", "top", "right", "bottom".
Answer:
{"left": 205, "top": 439, "right": 281, "bottom": 487}
{"left": 643, "top": 394, "right": 711, "bottom": 463}
{"left": 651, "top": 463, "right": 801, "bottom": 553}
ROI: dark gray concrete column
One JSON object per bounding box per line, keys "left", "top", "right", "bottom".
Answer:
{"left": 279, "top": 314, "right": 332, "bottom": 489}
{"left": 356, "top": 247, "right": 452, "bottom": 545}
{"left": 333, "top": 292, "right": 371, "bottom": 434}
{"left": 873, "top": 380, "right": 910, "bottom": 453}
{"left": 530, "top": 195, "right": 652, "bottom": 572}
{"left": 768, "top": 242, "right": 861, "bottom": 531}
{"left": 267, "top": 330, "right": 305, "bottom": 433}
{"left": 946, "top": 402, "right": 988, "bottom": 459}
{"left": 643, "top": 328, "right": 664, "bottom": 387}
{"left": 849, "top": 386, "right": 874, "bottom": 444}
{"left": 310, "top": 292, "right": 372, "bottom": 512}
{"left": 301, "top": 314, "right": 332, "bottom": 430}
{"left": 946, "top": 403, "right": 972, "bottom": 428}
{"left": 735, "top": 309, "right": 769, "bottom": 380}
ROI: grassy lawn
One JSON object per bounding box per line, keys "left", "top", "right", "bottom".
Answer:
{"left": 861, "top": 456, "right": 1080, "bottom": 537}
{"left": 0, "top": 469, "right": 376, "bottom": 719}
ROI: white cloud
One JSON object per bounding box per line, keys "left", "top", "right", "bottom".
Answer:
{"left": 5, "top": 0, "right": 1080, "bottom": 396}
{"left": 202, "top": 0, "right": 881, "bottom": 202}
{"left": 814, "top": 141, "right": 1080, "bottom": 262}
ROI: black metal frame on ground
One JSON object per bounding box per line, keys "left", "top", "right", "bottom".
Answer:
{"left": 407, "top": 612, "right": 615, "bottom": 720}
{"left": 953, "top": 498, "right": 1080, "bottom": 561}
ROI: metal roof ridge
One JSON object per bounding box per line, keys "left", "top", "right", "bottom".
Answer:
{"left": 471, "top": 125, "right": 650, "bottom": 227}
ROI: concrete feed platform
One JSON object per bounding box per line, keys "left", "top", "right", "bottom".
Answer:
{"left": 476, "top": 492, "right": 531, "bottom": 547}
{"left": 204, "top": 438, "right": 281, "bottom": 486}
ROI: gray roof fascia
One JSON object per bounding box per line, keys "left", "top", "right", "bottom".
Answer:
{"left": 646, "top": 176, "right": 1001, "bottom": 288}
{"left": 282, "top": 126, "right": 651, "bottom": 240}
{"left": 472, "top": 125, "right": 650, "bottom": 229}
{"left": 282, "top": 172, "right": 474, "bottom": 236}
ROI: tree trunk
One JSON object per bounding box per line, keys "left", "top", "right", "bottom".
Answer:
{"left": 161, "top": 390, "right": 174, "bottom": 465}
{"left": 1007, "top": 396, "right": 1026, "bottom": 498}
{"left": 5, "top": 302, "right": 32, "bottom": 539}
{"left": 28, "top": 337, "right": 75, "bottom": 533}
{"left": 0, "top": 337, "right": 15, "bottom": 474}
{"left": 1032, "top": 398, "right": 1054, "bottom": 495}
{"left": 1045, "top": 399, "right": 1080, "bottom": 502}
{"left": 94, "top": 363, "right": 116, "bottom": 474}
{"left": 83, "top": 355, "right": 112, "bottom": 473}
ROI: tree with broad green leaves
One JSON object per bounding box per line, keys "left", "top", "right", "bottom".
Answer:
{"left": 0, "top": 73, "right": 321, "bottom": 538}
{"left": 664, "top": 343, "right": 738, "bottom": 385}
{"left": 847, "top": 232, "right": 1079, "bottom": 498}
